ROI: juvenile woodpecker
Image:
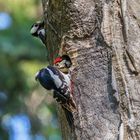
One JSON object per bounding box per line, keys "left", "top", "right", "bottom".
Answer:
{"left": 30, "top": 21, "right": 45, "bottom": 44}
{"left": 54, "top": 55, "right": 72, "bottom": 74}
{"left": 35, "top": 66, "right": 76, "bottom": 127}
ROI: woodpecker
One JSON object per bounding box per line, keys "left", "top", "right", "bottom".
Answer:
{"left": 54, "top": 55, "right": 72, "bottom": 74}
{"left": 30, "top": 21, "right": 45, "bottom": 44}
{"left": 54, "top": 55, "right": 74, "bottom": 98}
{"left": 35, "top": 66, "right": 76, "bottom": 127}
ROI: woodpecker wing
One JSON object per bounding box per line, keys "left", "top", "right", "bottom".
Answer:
{"left": 36, "top": 66, "right": 70, "bottom": 94}
{"left": 47, "top": 66, "right": 71, "bottom": 91}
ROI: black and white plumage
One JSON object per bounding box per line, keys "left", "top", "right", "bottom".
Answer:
{"left": 35, "top": 66, "right": 71, "bottom": 98}
{"left": 35, "top": 66, "right": 76, "bottom": 127}
{"left": 30, "top": 21, "right": 46, "bottom": 44}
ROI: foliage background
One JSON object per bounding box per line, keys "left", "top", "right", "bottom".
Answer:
{"left": 0, "top": 0, "right": 61, "bottom": 139}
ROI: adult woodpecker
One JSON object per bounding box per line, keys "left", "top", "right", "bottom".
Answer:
{"left": 54, "top": 55, "right": 72, "bottom": 74}
{"left": 30, "top": 21, "right": 45, "bottom": 44}
{"left": 35, "top": 66, "right": 76, "bottom": 127}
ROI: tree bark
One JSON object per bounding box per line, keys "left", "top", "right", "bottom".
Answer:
{"left": 42, "top": 0, "right": 140, "bottom": 139}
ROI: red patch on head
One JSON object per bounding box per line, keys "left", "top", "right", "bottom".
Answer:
{"left": 54, "top": 57, "right": 62, "bottom": 64}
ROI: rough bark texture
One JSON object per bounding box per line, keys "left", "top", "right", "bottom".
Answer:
{"left": 42, "top": 0, "right": 140, "bottom": 139}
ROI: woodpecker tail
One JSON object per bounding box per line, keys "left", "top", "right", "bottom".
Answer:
{"left": 62, "top": 107, "right": 74, "bottom": 128}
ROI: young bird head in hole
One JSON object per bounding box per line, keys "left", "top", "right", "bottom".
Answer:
{"left": 30, "top": 21, "right": 45, "bottom": 44}
{"left": 54, "top": 55, "right": 72, "bottom": 74}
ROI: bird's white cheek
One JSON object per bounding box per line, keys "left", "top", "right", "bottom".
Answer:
{"left": 30, "top": 27, "right": 38, "bottom": 34}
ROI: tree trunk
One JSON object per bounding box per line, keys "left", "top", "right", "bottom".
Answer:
{"left": 42, "top": 0, "right": 140, "bottom": 139}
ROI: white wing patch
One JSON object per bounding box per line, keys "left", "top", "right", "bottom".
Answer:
{"left": 47, "top": 68, "right": 62, "bottom": 88}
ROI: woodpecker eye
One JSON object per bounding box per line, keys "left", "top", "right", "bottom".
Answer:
{"left": 55, "top": 63, "right": 59, "bottom": 66}
{"left": 35, "top": 24, "right": 38, "bottom": 27}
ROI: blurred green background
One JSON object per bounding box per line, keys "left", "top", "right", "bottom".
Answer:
{"left": 0, "top": 0, "right": 61, "bottom": 140}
